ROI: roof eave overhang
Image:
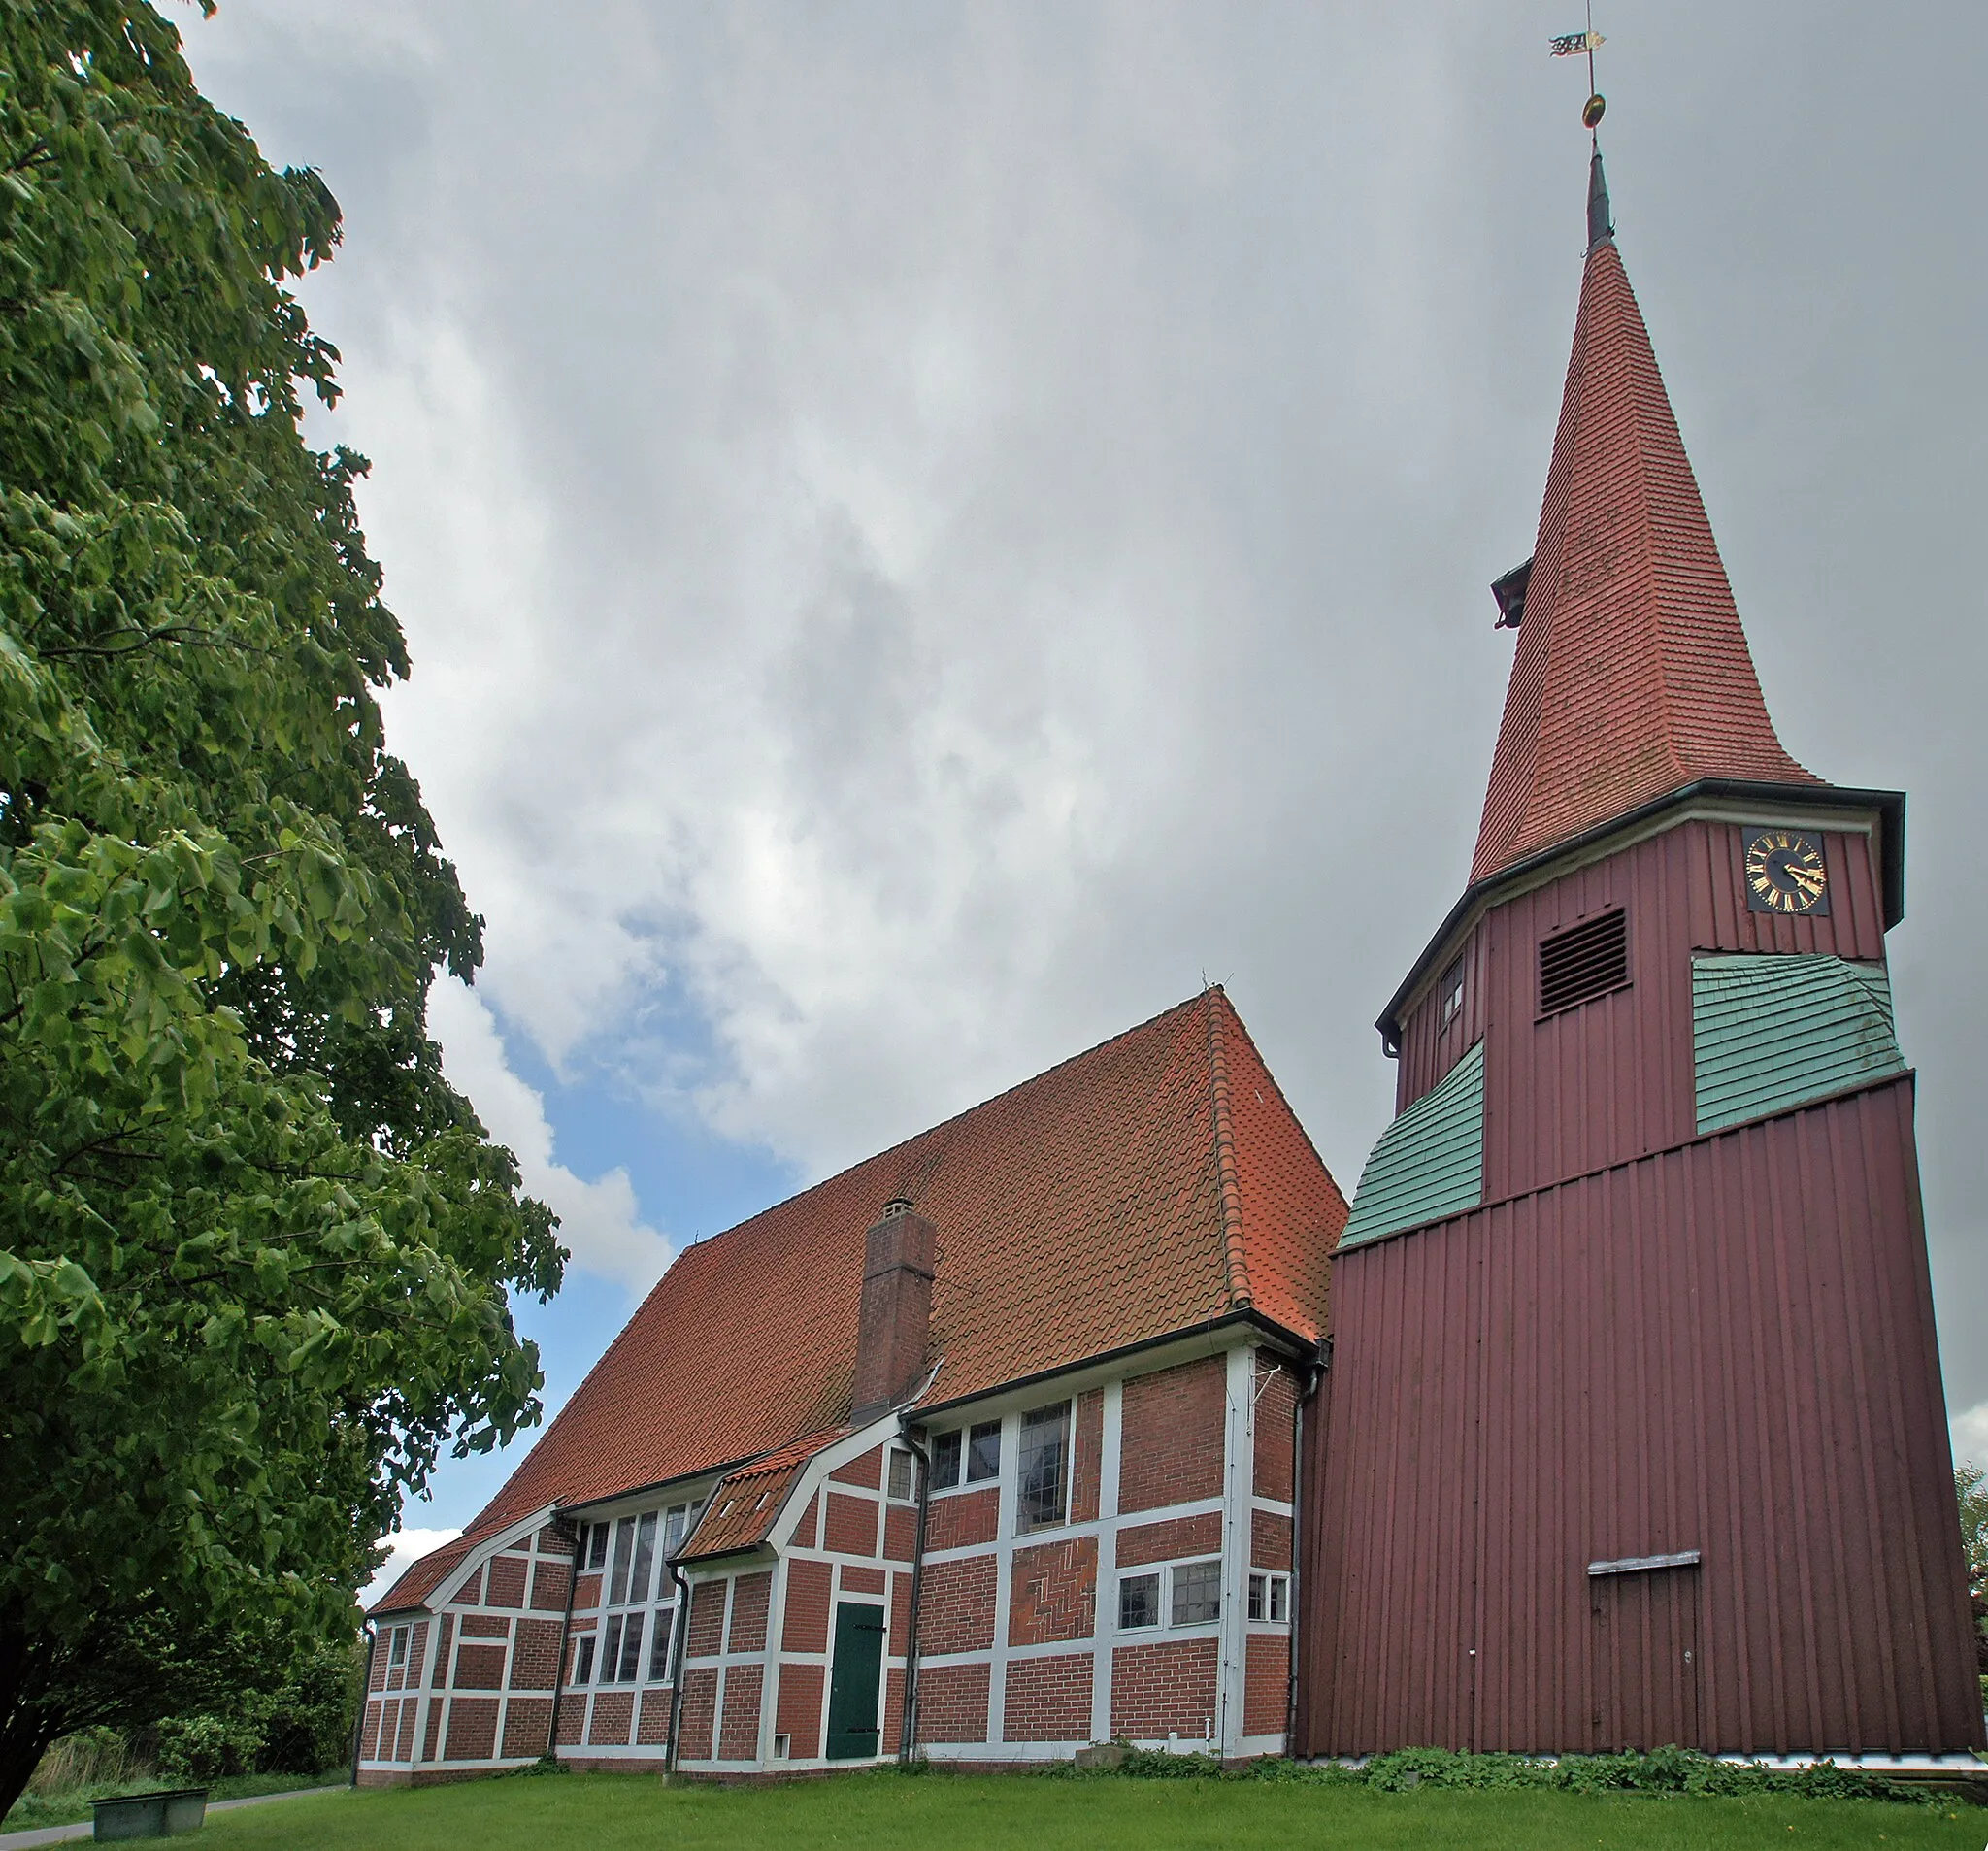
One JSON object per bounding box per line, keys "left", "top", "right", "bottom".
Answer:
{"left": 911, "top": 1306, "right": 1317, "bottom": 1424}
{"left": 1379, "top": 778, "right": 1906, "bottom": 1047}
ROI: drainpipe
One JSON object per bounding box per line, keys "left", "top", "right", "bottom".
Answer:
{"left": 348, "top": 1622, "right": 377, "bottom": 1788}
{"left": 894, "top": 1417, "right": 933, "bottom": 1764}
{"left": 543, "top": 1515, "right": 581, "bottom": 1763}
{"left": 662, "top": 1554, "right": 693, "bottom": 1781}
{"left": 1284, "top": 1339, "right": 1328, "bottom": 1755}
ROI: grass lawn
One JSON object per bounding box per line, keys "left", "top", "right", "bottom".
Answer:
{"left": 0, "top": 1768, "right": 344, "bottom": 1832}
{"left": 190, "top": 1768, "right": 1984, "bottom": 1850}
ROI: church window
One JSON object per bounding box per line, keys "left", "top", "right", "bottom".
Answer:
{"left": 1015, "top": 1403, "right": 1070, "bottom": 1532}
{"left": 966, "top": 1419, "right": 1002, "bottom": 1484}
{"left": 607, "top": 1516, "right": 637, "bottom": 1604}
{"left": 929, "top": 1430, "right": 963, "bottom": 1489}
{"left": 584, "top": 1523, "right": 609, "bottom": 1570}
{"left": 575, "top": 1635, "right": 596, "bottom": 1684}
{"left": 648, "top": 1606, "right": 675, "bottom": 1681}
{"left": 887, "top": 1447, "right": 915, "bottom": 1501}
{"left": 387, "top": 1626, "right": 408, "bottom": 1669}
{"left": 1118, "top": 1572, "right": 1161, "bottom": 1630}
{"left": 1538, "top": 909, "right": 1629, "bottom": 1016}
{"left": 1171, "top": 1559, "right": 1222, "bottom": 1625}
{"left": 1440, "top": 955, "right": 1465, "bottom": 1029}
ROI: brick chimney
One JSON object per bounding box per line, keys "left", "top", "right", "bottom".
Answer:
{"left": 848, "top": 1198, "right": 937, "bottom": 1426}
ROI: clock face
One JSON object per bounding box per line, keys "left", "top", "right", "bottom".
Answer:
{"left": 1743, "top": 828, "right": 1830, "bottom": 916}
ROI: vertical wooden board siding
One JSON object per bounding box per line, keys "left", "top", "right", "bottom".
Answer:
{"left": 1298, "top": 1076, "right": 1979, "bottom": 1758}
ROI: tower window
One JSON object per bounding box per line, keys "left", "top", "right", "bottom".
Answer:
{"left": 1539, "top": 909, "right": 1629, "bottom": 1016}
{"left": 1439, "top": 956, "right": 1465, "bottom": 1030}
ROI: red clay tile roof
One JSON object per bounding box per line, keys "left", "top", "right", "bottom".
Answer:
{"left": 1472, "top": 225, "right": 1820, "bottom": 885}
{"left": 373, "top": 989, "right": 1343, "bottom": 1613}
{"left": 371, "top": 1533, "right": 477, "bottom": 1617}
{"left": 678, "top": 1429, "right": 843, "bottom": 1563}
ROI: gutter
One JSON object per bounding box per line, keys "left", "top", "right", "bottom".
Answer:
{"left": 894, "top": 1416, "right": 933, "bottom": 1764}
{"left": 1284, "top": 1342, "right": 1327, "bottom": 1753}
{"left": 662, "top": 1552, "right": 693, "bottom": 1781}
{"left": 348, "top": 1622, "right": 377, "bottom": 1788}
{"left": 542, "top": 1513, "right": 581, "bottom": 1763}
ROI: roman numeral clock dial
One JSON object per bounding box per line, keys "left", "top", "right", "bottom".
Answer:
{"left": 1743, "top": 828, "right": 1831, "bottom": 916}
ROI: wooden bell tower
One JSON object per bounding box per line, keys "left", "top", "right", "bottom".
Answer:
{"left": 1295, "top": 151, "right": 1981, "bottom": 1761}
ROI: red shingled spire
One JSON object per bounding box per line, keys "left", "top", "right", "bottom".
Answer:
{"left": 1472, "top": 157, "right": 1819, "bottom": 885}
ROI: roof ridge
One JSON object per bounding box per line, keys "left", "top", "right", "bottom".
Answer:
{"left": 1203, "top": 988, "right": 1252, "bottom": 1310}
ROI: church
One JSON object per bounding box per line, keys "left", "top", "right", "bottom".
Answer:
{"left": 360, "top": 146, "right": 1981, "bottom": 1782}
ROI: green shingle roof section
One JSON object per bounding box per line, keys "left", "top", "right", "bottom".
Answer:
{"left": 1693, "top": 955, "right": 1905, "bottom": 1136}
{"left": 1339, "top": 1040, "right": 1485, "bottom": 1251}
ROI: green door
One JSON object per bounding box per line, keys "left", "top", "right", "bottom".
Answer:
{"left": 824, "top": 1602, "right": 885, "bottom": 1760}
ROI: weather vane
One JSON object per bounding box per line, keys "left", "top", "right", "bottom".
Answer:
{"left": 1549, "top": 0, "right": 1607, "bottom": 132}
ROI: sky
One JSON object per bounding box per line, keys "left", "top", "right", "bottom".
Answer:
{"left": 175, "top": 2, "right": 1988, "bottom": 1602}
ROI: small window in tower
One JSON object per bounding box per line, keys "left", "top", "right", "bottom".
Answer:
{"left": 1538, "top": 909, "right": 1629, "bottom": 1017}
{"left": 1439, "top": 955, "right": 1465, "bottom": 1030}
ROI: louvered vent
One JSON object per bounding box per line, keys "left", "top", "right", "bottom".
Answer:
{"left": 1539, "top": 909, "right": 1629, "bottom": 1016}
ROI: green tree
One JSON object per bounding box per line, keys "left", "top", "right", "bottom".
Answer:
{"left": 0, "top": 0, "right": 562, "bottom": 1813}
{"left": 1956, "top": 1463, "right": 1988, "bottom": 1681}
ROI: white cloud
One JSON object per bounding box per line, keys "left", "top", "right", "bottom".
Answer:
{"left": 426, "top": 980, "right": 674, "bottom": 1296}
{"left": 1952, "top": 1402, "right": 1988, "bottom": 1472}
{"left": 360, "top": 1525, "right": 461, "bottom": 1611}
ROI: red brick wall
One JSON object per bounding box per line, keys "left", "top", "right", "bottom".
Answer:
{"left": 430, "top": 1617, "right": 450, "bottom": 1688}
{"left": 511, "top": 1618, "right": 564, "bottom": 1690}
{"left": 453, "top": 1643, "right": 507, "bottom": 1690}
{"left": 368, "top": 1645, "right": 388, "bottom": 1694}
{"left": 1008, "top": 1537, "right": 1097, "bottom": 1646}
{"left": 1119, "top": 1358, "right": 1226, "bottom": 1513}
{"left": 360, "top": 1701, "right": 382, "bottom": 1758}
{"left": 791, "top": 1494, "right": 819, "bottom": 1549}
{"left": 1071, "top": 1388, "right": 1105, "bottom": 1523}
{"left": 445, "top": 1698, "right": 499, "bottom": 1760}
{"left": 728, "top": 1570, "right": 772, "bottom": 1653}
{"left": 1253, "top": 1361, "right": 1298, "bottom": 1504}
{"left": 637, "top": 1688, "right": 673, "bottom": 1745}
{"left": 928, "top": 1488, "right": 998, "bottom": 1550}
{"left": 883, "top": 1503, "right": 917, "bottom": 1561}
{"left": 460, "top": 1613, "right": 509, "bottom": 1638}
{"left": 782, "top": 1559, "right": 832, "bottom": 1653}
{"left": 678, "top": 1668, "right": 718, "bottom": 1759}
{"left": 890, "top": 1571, "right": 912, "bottom": 1650}
{"left": 422, "top": 1695, "right": 442, "bottom": 1761}
{"left": 882, "top": 1667, "right": 906, "bottom": 1754}
{"left": 1250, "top": 1508, "right": 1292, "bottom": 1571}
{"left": 686, "top": 1579, "right": 728, "bottom": 1658}
{"left": 830, "top": 1446, "right": 882, "bottom": 1489}
{"left": 460, "top": 1567, "right": 485, "bottom": 1605}
{"left": 1004, "top": 1653, "right": 1094, "bottom": 1741}
{"left": 1244, "top": 1635, "right": 1289, "bottom": 1737}
{"left": 823, "top": 1491, "right": 878, "bottom": 1555}
{"left": 587, "top": 1689, "right": 634, "bottom": 1746}
{"left": 1115, "top": 1511, "right": 1222, "bottom": 1567}
{"left": 916, "top": 1662, "right": 990, "bottom": 1743}
{"left": 530, "top": 1560, "right": 570, "bottom": 1611}
{"left": 719, "top": 1664, "right": 764, "bottom": 1760}
{"left": 396, "top": 1700, "right": 419, "bottom": 1761}
{"left": 555, "top": 1696, "right": 585, "bottom": 1747}
{"left": 842, "top": 1563, "right": 886, "bottom": 1595}
{"left": 776, "top": 1662, "right": 824, "bottom": 1758}
{"left": 485, "top": 1554, "right": 528, "bottom": 1608}
{"left": 921, "top": 1555, "right": 997, "bottom": 1655}
{"left": 576, "top": 1571, "right": 602, "bottom": 1609}
{"left": 502, "top": 1698, "right": 553, "bottom": 1759}
{"left": 1110, "top": 1638, "right": 1219, "bottom": 1740}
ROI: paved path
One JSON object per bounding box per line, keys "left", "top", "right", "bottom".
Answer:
{"left": 0, "top": 1783, "right": 348, "bottom": 1848}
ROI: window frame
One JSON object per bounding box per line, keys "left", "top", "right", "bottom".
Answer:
{"left": 1170, "top": 1557, "right": 1223, "bottom": 1627}
{"left": 1439, "top": 954, "right": 1465, "bottom": 1030}
{"left": 886, "top": 1446, "right": 915, "bottom": 1502}
{"left": 964, "top": 1418, "right": 1002, "bottom": 1484}
{"left": 929, "top": 1429, "right": 963, "bottom": 1491}
{"left": 387, "top": 1624, "right": 408, "bottom": 1669}
{"left": 1117, "top": 1570, "right": 1162, "bottom": 1632}
{"left": 1014, "top": 1401, "right": 1073, "bottom": 1534}
{"left": 1247, "top": 1570, "right": 1291, "bottom": 1625}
